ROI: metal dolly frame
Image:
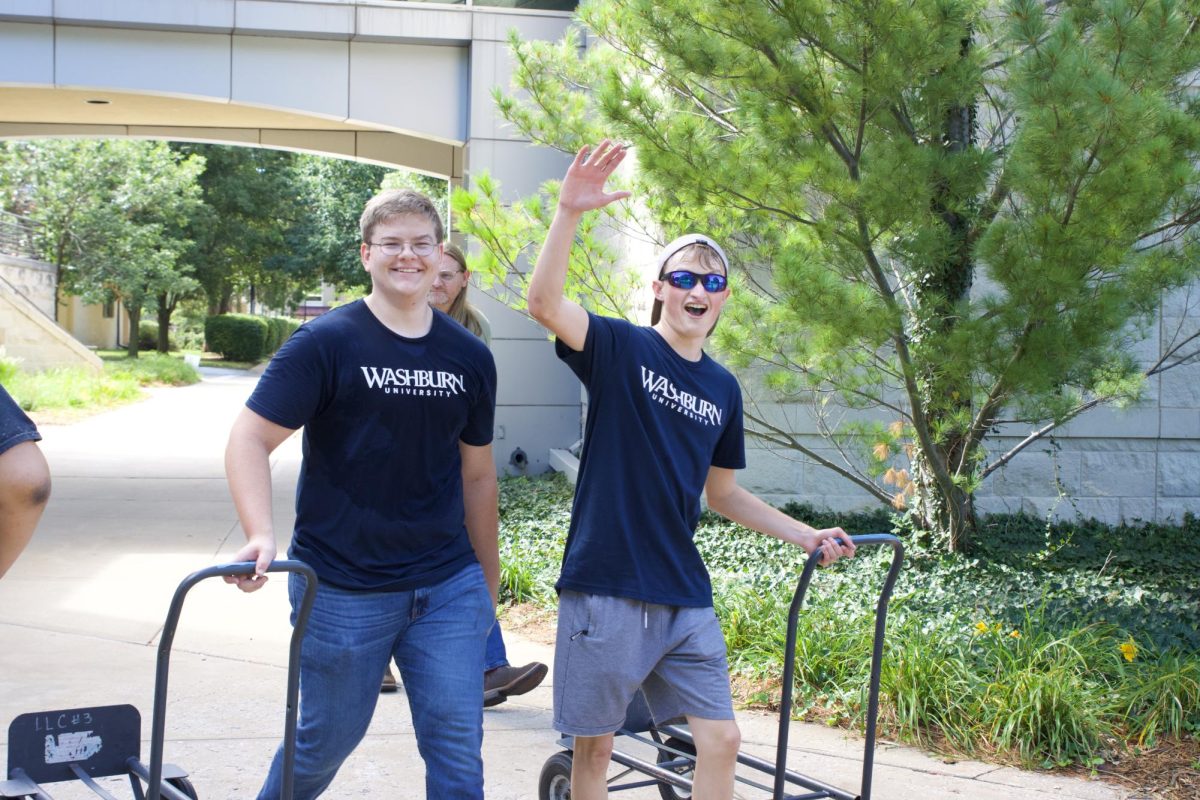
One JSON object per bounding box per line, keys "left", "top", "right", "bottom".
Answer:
{"left": 3, "top": 560, "right": 317, "bottom": 800}
{"left": 539, "top": 533, "right": 904, "bottom": 800}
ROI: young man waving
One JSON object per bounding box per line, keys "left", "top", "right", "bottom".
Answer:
{"left": 528, "top": 141, "right": 854, "bottom": 800}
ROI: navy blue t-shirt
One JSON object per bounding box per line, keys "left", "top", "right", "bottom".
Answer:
{"left": 0, "top": 384, "right": 41, "bottom": 456}
{"left": 556, "top": 314, "right": 745, "bottom": 607}
{"left": 246, "top": 301, "right": 497, "bottom": 592}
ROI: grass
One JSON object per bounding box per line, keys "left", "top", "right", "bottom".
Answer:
{"left": 496, "top": 473, "right": 1200, "bottom": 775}
{"left": 1, "top": 351, "right": 200, "bottom": 416}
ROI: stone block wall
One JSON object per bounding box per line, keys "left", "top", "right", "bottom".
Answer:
{"left": 0, "top": 256, "right": 55, "bottom": 318}
{"left": 738, "top": 286, "right": 1200, "bottom": 525}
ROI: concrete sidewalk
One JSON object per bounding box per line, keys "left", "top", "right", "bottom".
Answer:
{"left": 0, "top": 370, "right": 1127, "bottom": 799}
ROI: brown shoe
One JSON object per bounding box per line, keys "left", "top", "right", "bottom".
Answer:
{"left": 381, "top": 665, "right": 398, "bottom": 694}
{"left": 484, "top": 662, "right": 548, "bottom": 701}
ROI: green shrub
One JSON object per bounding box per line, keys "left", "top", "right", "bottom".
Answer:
{"left": 137, "top": 321, "right": 179, "bottom": 351}
{"left": 1, "top": 364, "right": 142, "bottom": 411}
{"left": 0, "top": 356, "right": 20, "bottom": 386}
{"left": 264, "top": 316, "right": 302, "bottom": 355}
{"left": 205, "top": 314, "right": 270, "bottom": 362}
{"left": 103, "top": 352, "right": 199, "bottom": 386}
{"left": 494, "top": 473, "right": 1200, "bottom": 768}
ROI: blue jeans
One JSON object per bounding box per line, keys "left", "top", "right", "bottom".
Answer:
{"left": 257, "top": 562, "right": 493, "bottom": 800}
{"left": 484, "top": 620, "right": 507, "bottom": 672}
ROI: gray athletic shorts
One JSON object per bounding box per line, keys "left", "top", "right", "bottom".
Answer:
{"left": 553, "top": 590, "right": 734, "bottom": 737}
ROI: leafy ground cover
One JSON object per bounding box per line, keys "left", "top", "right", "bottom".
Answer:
{"left": 498, "top": 473, "right": 1199, "bottom": 795}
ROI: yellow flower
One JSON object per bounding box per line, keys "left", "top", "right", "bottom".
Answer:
{"left": 872, "top": 442, "right": 890, "bottom": 461}
{"left": 890, "top": 492, "right": 908, "bottom": 510}
{"left": 1009, "top": 630, "right": 1021, "bottom": 639}
{"left": 974, "top": 621, "right": 989, "bottom": 634}
{"left": 1119, "top": 638, "right": 1138, "bottom": 662}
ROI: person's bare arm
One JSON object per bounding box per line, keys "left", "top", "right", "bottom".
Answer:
{"left": 224, "top": 407, "right": 297, "bottom": 592}
{"left": 704, "top": 466, "right": 856, "bottom": 566}
{"left": 460, "top": 441, "right": 500, "bottom": 607}
{"left": 0, "top": 441, "right": 50, "bottom": 579}
{"left": 527, "top": 140, "right": 631, "bottom": 352}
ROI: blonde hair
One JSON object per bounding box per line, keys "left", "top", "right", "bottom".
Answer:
{"left": 359, "top": 189, "right": 444, "bottom": 244}
{"left": 439, "top": 243, "right": 486, "bottom": 340}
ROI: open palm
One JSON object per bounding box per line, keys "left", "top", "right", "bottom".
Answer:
{"left": 558, "top": 139, "right": 632, "bottom": 213}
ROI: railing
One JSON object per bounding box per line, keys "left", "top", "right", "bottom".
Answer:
{"left": 0, "top": 210, "right": 43, "bottom": 261}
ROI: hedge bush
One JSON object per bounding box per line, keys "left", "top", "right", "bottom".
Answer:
{"left": 264, "top": 316, "right": 301, "bottom": 355}
{"left": 137, "top": 321, "right": 177, "bottom": 352}
{"left": 204, "top": 314, "right": 270, "bottom": 362}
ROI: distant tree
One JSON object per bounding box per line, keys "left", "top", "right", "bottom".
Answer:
{"left": 0, "top": 140, "right": 205, "bottom": 356}
{"left": 280, "top": 155, "right": 390, "bottom": 293}
{"left": 173, "top": 144, "right": 302, "bottom": 315}
{"left": 66, "top": 143, "right": 205, "bottom": 358}
{"left": 455, "top": 0, "right": 1200, "bottom": 551}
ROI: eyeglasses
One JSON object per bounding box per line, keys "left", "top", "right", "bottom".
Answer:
{"left": 660, "top": 270, "right": 728, "bottom": 293}
{"left": 365, "top": 241, "right": 439, "bottom": 258}
{"left": 434, "top": 270, "right": 463, "bottom": 283}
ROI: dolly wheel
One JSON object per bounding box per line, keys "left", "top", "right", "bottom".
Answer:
{"left": 538, "top": 751, "right": 573, "bottom": 800}
{"left": 655, "top": 736, "right": 696, "bottom": 800}
{"left": 167, "top": 776, "right": 199, "bottom": 799}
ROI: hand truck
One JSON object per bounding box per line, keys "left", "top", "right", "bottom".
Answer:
{"left": 3, "top": 560, "right": 317, "bottom": 800}
{"left": 539, "top": 533, "right": 904, "bottom": 800}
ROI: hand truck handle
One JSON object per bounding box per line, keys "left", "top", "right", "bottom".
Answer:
{"left": 774, "top": 534, "right": 905, "bottom": 800}
{"left": 145, "top": 560, "right": 318, "bottom": 800}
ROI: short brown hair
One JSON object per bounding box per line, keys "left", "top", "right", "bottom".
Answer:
{"left": 359, "top": 189, "right": 444, "bottom": 244}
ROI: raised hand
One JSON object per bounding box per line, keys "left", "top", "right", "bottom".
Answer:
{"left": 558, "top": 139, "right": 632, "bottom": 214}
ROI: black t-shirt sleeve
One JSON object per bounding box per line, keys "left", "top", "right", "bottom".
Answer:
{"left": 0, "top": 384, "right": 40, "bottom": 456}
{"left": 460, "top": 348, "right": 497, "bottom": 447}
{"left": 245, "top": 326, "right": 329, "bottom": 430}
{"left": 555, "top": 313, "right": 628, "bottom": 388}
{"left": 711, "top": 379, "right": 746, "bottom": 469}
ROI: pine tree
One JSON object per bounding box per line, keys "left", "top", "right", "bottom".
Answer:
{"left": 455, "top": 0, "right": 1200, "bottom": 551}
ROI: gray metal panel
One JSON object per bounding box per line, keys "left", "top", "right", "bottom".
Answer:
{"left": 355, "top": 4, "right": 473, "bottom": 43}
{"left": 465, "top": 136, "right": 572, "bottom": 199}
{"left": 232, "top": 35, "right": 351, "bottom": 120}
{"left": 0, "top": 1, "right": 53, "bottom": 22}
{"left": 471, "top": 9, "right": 574, "bottom": 43}
{"left": 491, "top": 338, "right": 578, "bottom": 406}
{"left": 0, "top": 22, "right": 53, "bottom": 84}
{"left": 54, "top": 0, "right": 235, "bottom": 31}
{"left": 349, "top": 41, "right": 467, "bottom": 142}
{"left": 234, "top": 0, "right": 354, "bottom": 39}
{"left": 56, "top": 26, "right": 231, "bottom": 98}
{"left": 493, "top": 403, "right": 580, "bottom": 476}
{"left": 468, "top": 38, "right": 517, "bottom": 141}
{"left": 470, "top": 291, "right": 543, "bottom": 340}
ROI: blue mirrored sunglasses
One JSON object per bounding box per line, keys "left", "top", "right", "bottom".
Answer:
{"left": 661, "top": 270, "right": 728, "bottom": 293}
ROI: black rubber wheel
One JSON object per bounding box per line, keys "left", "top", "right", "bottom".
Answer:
{"left": 166, "top": 776, "right": 199, "bottom": 799}
{"left": 538, "top": 751, "right": 573, "bottom": 800}
{"left": 655, "top": 736, "right": 696, "bottom": 800}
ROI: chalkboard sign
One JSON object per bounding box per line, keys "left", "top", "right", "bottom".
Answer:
{"left": 7, "top": 704, "right": 140, "bottom": 784}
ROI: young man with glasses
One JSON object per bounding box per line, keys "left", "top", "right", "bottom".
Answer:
{"left": 224, "top": 188, "right": 499, "bottom": 799}
{"left": 527, "top": 141, "right": 855, "bottom": 800}
{"left": 378, "top": 242, "right": 550, "bottom": 707}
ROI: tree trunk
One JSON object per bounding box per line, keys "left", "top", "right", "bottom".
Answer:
{"left": 910, "top": 31, "right": 979, "bottom": 552}
{"left": 126, "top": 305, "right": 141, "bottom": 359}
{"left": 156, "top": 293, "right": 173, "bottom": 353}
{"left": 910, "top": 451, "right": 977, "bottom": 552}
